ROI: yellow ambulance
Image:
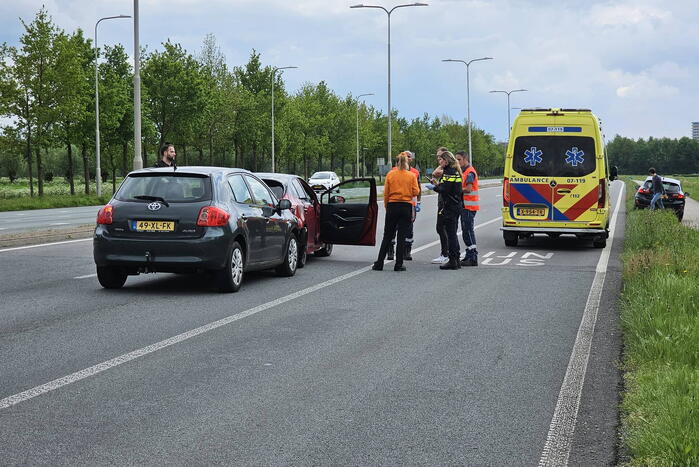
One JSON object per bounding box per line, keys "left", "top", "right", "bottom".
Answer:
{"left": 501, "top": 108, "right": 615, "bottom": 248}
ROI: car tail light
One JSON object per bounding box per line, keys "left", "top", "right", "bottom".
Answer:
{"left": 638, "top": 188, "right": 650, "bottom": 194}
{"left": 96, "top": 205, "right": 113, "bottom": 225}
{"left": 674, "top": 193, "right": 684, "bottom": 199}
{"left": 598, "top": 179, "right": 606, "bottom": 208}
{"left": 197, "top": 206, "right": 230, "bottom": 226}
{"left": 503, "top": 177, "right": 510, "bottom": 207}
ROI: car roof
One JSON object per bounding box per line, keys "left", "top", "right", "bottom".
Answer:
{"left": 130, "top": 166, "right": 251, "bottom": 176}
{"left": 255, "top": 172, "right": 300, "bottom": 183}
{"left": 644, "top": 175, "right": 681, "bottom": 185}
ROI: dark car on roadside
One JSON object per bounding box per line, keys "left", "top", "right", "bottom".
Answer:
{"left": 256, "top": 173, "right": 379, "bottom": 267}
{"left": 634, "top": 176, "right": 689, "bottom": 220}
{"left": 93, "top": 166, "right": 303, "bottom": 293}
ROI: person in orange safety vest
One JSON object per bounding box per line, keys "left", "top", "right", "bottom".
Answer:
{"left": 455, "top": 151, "right": 479, "bottom": 266}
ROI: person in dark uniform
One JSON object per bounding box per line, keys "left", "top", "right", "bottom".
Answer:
{"left": 431, "top": 150, "right": 463, "bottom": 270}
{"left": 154, "top": 143, "right": 176, "bottom": 167}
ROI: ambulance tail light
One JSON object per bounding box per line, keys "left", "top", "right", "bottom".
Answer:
{"left": 503, "top": 177, "right": 510, "bottom": 207}
{"left": 598, "top": 179, "right": 606, "bottom": 208}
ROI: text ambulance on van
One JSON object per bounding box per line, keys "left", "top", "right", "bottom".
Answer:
{"left": 501, "top": 108, "right": 616, "bottom": 248}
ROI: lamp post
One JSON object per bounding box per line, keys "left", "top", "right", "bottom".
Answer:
{"left": 442, "top": 57, "right": 492, "bottom": 165}
{"left": 133, "top": 0, "right": 142, "bottom": 171}
{"left": 489, "top": 88, "right": 527, "bottom": 141}
{"left": 350, "top": 2, "right": 428, "bottom": 165}
{"left": 271, "top": 66, "right": 298, "bottom": 173}
{"left": 95, "top": 14, "right": 130, "bottom": 196}
{"left": 355, "top": 93, "right": 374, "bottom": 177}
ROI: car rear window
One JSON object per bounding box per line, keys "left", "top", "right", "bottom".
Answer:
{"left": 116, "top": 173, "right": 212, "bottom": 203}
{"left": 644, "top": 180, "right": 681, "bottom": 193}
{"left": 513, "top": 136, "right": 597, "bottom": 177}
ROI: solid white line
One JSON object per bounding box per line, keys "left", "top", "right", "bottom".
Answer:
{"left": 0, "top": 238, "right": 92, "bottom": 254}
{"left": 74, "top": 273, "right": 97, "bottom": 279}
{"left": 0, "top": 216, "right": 501, "bottom": 411}
{"left": 538, "top": 181, "right": 625, "bottom": 466}
{"left": 50, "top": 222, "right": 70, "bottom": 226}
{"left": 410, "top": 216, "right": 500, "bottom": 255}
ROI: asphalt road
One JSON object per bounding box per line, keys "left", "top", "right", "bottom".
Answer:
{"left": 0, "top": 205, "right": 100, "bottom": 234}
{"left": 0, "top": 181, "right": 625, "bottom": 466}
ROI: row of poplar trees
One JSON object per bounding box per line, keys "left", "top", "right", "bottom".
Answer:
{"left": 0, "top": 7, "right": 506, "bottom": 197}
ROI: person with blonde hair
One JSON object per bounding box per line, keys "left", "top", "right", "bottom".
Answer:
{"left": 430, "top": 150, "right": 463, "bottom": 270}
{"left": 372, "top": 152, "right": 420, "bottom": 272}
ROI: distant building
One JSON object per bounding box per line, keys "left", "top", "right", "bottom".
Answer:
{"left": 693, "top": 122, "right": 699, "bottom": 140}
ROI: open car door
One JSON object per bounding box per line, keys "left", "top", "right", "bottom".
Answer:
{"left": 319, "top": 178, "right": 377, "bottom": 246}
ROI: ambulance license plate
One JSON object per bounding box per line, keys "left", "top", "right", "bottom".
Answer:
{"left": 132, "top": 220, "right": 175, "bottom": 232}
{"left": 517, "top": 207, "right": 546, "bottom": 217}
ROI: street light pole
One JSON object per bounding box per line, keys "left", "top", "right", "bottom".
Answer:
{"left": 271, "top": 66, "right": 298, "bottom": 173}
{"left": 94, "top": 14, "right": 130, "bottom": 196}
{"left": 489, "top": 88, "right": 527, "bottom": 142}
{"left": 351, "top": 3, "right": 428, "bottom": 166}
{"left": 355, "top": 93, "right": 374, "bottom": 177}
{"left": 133, "top": 0, "right": 142, "bottom": 171}
{"left": 442, "top": 57, "right": 492, "bottom": 166}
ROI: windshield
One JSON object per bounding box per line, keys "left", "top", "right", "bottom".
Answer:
{"left": 513, "top": 136, "right": 596, "bottom": 177}
{"left": 115, "top": 174, "right": 212, "bottom": 203}
{"left": 310, "top": 172, "right": 331, "bottom": 179}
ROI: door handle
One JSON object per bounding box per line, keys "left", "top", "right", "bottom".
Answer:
{"left": 556, "top": 189, "right": 571, "bottom": 194}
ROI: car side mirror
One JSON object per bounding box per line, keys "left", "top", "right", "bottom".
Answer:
{"left": 277, "top": 199, "right": 292, "bottom": 211}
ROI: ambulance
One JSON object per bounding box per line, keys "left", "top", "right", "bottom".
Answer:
{"left": 501, "top": 108, "right": 615, "bottom": 248}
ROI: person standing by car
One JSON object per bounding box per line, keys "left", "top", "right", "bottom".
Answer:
{"left": 455, "top": 151, "right": 479, "bottom": 266}
{"left": 431, "top": 150, "right": 463, "bottom": 270}
{"left": 649, "top": 168, "right": 665, "bottom": 210}
{"left": 373, "top": 152, "right": 420, "bottom": 272}
{"left": 430, "top": 147, "right": 450, "bottom": 264}
{"left": 154, "top": 142, "right": 177, "bottom": 168}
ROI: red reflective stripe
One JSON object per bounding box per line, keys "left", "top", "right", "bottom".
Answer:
{"left": 564, "top": 186, "right": 600, "bottom": 220}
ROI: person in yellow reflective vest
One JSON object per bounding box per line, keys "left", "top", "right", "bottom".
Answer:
{"left": 456, "top": 151, "right": 479, "bottom": 266}
{"left": 431, "top": 151, "right": 463, "bottom": 270}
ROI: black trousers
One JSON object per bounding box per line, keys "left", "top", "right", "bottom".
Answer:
{"left": 436, "top": 213, "right": 448, "bottom": 257}
{"left": 377, "top": 202, "right": 412, "bottom": 266}
{"left": 392, "top": 204, "right": 416, "bottom": 245}
{"left": 442, "top": 214, "right": 460, "bottom": 258}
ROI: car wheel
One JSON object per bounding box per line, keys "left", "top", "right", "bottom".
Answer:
{"left": 677, "top": 210, "right": 684, "bottom": 221}
{"left": 215, "top": 241, "right": 244, "bottom": 293}
{"left": 276, "top": 235, "right": 299, "bottom": 277}
{"left": 503, "top": 231, "right": 518, "bottom": 247}
{"left": 297, "top": 242, "right": 308, "bottom": 268}
{"left": 97, "top": 266, "right": 127, "bottom": 289}
{"left": 592, "top": 235, "right": 607, "bottom": 248}
{"left": 314, "top": 242, "right": 333, "bottom": 257}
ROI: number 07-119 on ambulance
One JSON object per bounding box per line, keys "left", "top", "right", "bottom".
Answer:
{"left": 501, "top": 108, "right": 616, "bottom": 248}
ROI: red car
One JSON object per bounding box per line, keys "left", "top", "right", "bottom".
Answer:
{"left": 256, "top": 173, "right": 378, "bottom": 267}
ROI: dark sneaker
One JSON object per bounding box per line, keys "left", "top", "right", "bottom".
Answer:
{"left": 372, "top": 262, "right": 383, "bottom": 271}
{"left": 394, "top": 264, "right": 406, "bottom": 272}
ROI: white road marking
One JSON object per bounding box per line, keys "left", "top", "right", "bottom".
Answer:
{"left": 0, "top": 217, "right": 501, "bottom": 411}
{"left": 50, "top": 222, "right": 70, "bottom": 226}
{"left": 538, "top": 182, "right": 625, "bottom": 466}
{"left": 0, "top": 238, "right": 92, "bottom": 254}
{"left": 74, "top": 273, "right": 97, "bottom": 279}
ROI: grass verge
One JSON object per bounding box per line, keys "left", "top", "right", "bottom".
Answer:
{"left": 620, "top": 180, "right": 699, "bottom": 465}
{"left": 0, "top": 194, "right": 111, "bottom": 212}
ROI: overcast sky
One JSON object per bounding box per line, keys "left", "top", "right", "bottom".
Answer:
{"left": 2, "top": 0, "right": 698, "bottom": 142}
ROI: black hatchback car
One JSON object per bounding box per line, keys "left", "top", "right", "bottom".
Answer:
{"left": 94, "top": 167, "right": 301, "bottom": 292}
{"left": 634, "top": 176, "right": 689, "bottom": 220}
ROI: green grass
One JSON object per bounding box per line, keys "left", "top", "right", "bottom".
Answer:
{"left": 620, "top": 180, "right": 699, "bottom": 465}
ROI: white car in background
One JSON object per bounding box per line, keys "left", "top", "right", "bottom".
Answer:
{"left": 308, "top": 171, "right": 341, "bottom": 192}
